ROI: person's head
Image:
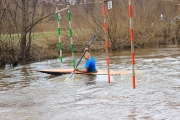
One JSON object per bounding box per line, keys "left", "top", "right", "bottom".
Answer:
{"left": 84, "top": 52, "right": 90, "bottom": 60}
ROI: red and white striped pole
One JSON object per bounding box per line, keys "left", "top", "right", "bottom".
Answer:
{"left": 103, "top": 1, "right": 110, "bottom": 83}
{"left": 129, "top": 0, "right": 136, "bottom": 89}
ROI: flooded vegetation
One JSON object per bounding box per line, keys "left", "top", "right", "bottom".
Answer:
{"left": 0, "top": 45, "right": 180, "bottom": 119}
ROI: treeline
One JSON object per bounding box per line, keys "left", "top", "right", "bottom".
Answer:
{"left": 0, "top": 0, "right": 180, "bottom": 67}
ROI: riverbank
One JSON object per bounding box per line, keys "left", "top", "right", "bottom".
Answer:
{"left": 31, "top": 34, "right": 179, "bottom": 64}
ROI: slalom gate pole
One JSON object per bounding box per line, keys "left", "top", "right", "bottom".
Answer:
{"left": 129, "top": 0, "right": 136, "bottom": 89}
{"left": 68, "top": 6, "right": 75, "bottom": 68}
{"left": 55, "top": 7, "right": 63, "bottom": 62}
{"left": 103, "top": 1, "right": 110, "bottom": 83}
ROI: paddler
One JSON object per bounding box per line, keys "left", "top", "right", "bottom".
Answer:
{"left": 74, "top": 48, "right": 97, "bottom": 73}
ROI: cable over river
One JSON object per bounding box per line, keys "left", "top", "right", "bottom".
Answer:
{"left": 0, "top": 45, "right": 180, "bottom": 120}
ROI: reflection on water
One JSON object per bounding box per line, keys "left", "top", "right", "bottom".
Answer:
{"left": 84, "top": 75, "right": 97, "bottom": 86}
{"left": 0, "top": 45, "right": 180, "bottom": 120}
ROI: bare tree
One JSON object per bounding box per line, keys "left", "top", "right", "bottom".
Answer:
{"left": 7, "top": 0, "right": 55, "bottom": 63}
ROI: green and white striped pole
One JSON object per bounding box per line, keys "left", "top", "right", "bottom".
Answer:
{"left": 68, "top": 6, "right": 75, "bottom": 68}
{"left": 56, "top": 7, "right": 63, "bottom": 62}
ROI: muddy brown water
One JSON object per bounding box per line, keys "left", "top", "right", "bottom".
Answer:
{"left": 0, "top": 45, "right": 180, "bottom": 120}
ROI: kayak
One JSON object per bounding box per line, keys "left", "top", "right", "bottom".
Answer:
{"left": 38, "top": 69, "right": 131, "bottom": 75}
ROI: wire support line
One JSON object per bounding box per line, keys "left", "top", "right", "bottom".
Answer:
{"left": 55, "top": 6, "right": 69, "bottom": 13}
{"left": 43, "top": 0, "right": 104, "bottom": 6}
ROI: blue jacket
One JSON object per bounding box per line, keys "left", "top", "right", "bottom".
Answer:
{"left": 85, "top": 56, "right": 96, "bottom": 72}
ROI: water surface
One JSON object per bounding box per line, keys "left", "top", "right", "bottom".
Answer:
{"left": 0, "top": 45, "right": 180, "bottom": 120}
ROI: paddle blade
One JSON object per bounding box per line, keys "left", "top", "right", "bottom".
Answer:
{"left": 69, "top": 71, "right": 74, "bottom": 78}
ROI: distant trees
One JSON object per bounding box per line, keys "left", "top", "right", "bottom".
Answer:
{"left": 0, "top": 0, "right": 180, "bottom": 67}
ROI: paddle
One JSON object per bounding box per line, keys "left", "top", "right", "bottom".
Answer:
{"left": 69, "top": 34, "right": 97, "bottom": 78}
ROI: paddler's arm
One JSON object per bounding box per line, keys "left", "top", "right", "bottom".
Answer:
{"left": 74, "top": 68, "right": 88, "bottom": 73}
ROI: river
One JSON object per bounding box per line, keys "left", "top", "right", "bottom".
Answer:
{"left": 0, "top": 45, "right": 180, "bottom": 120}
